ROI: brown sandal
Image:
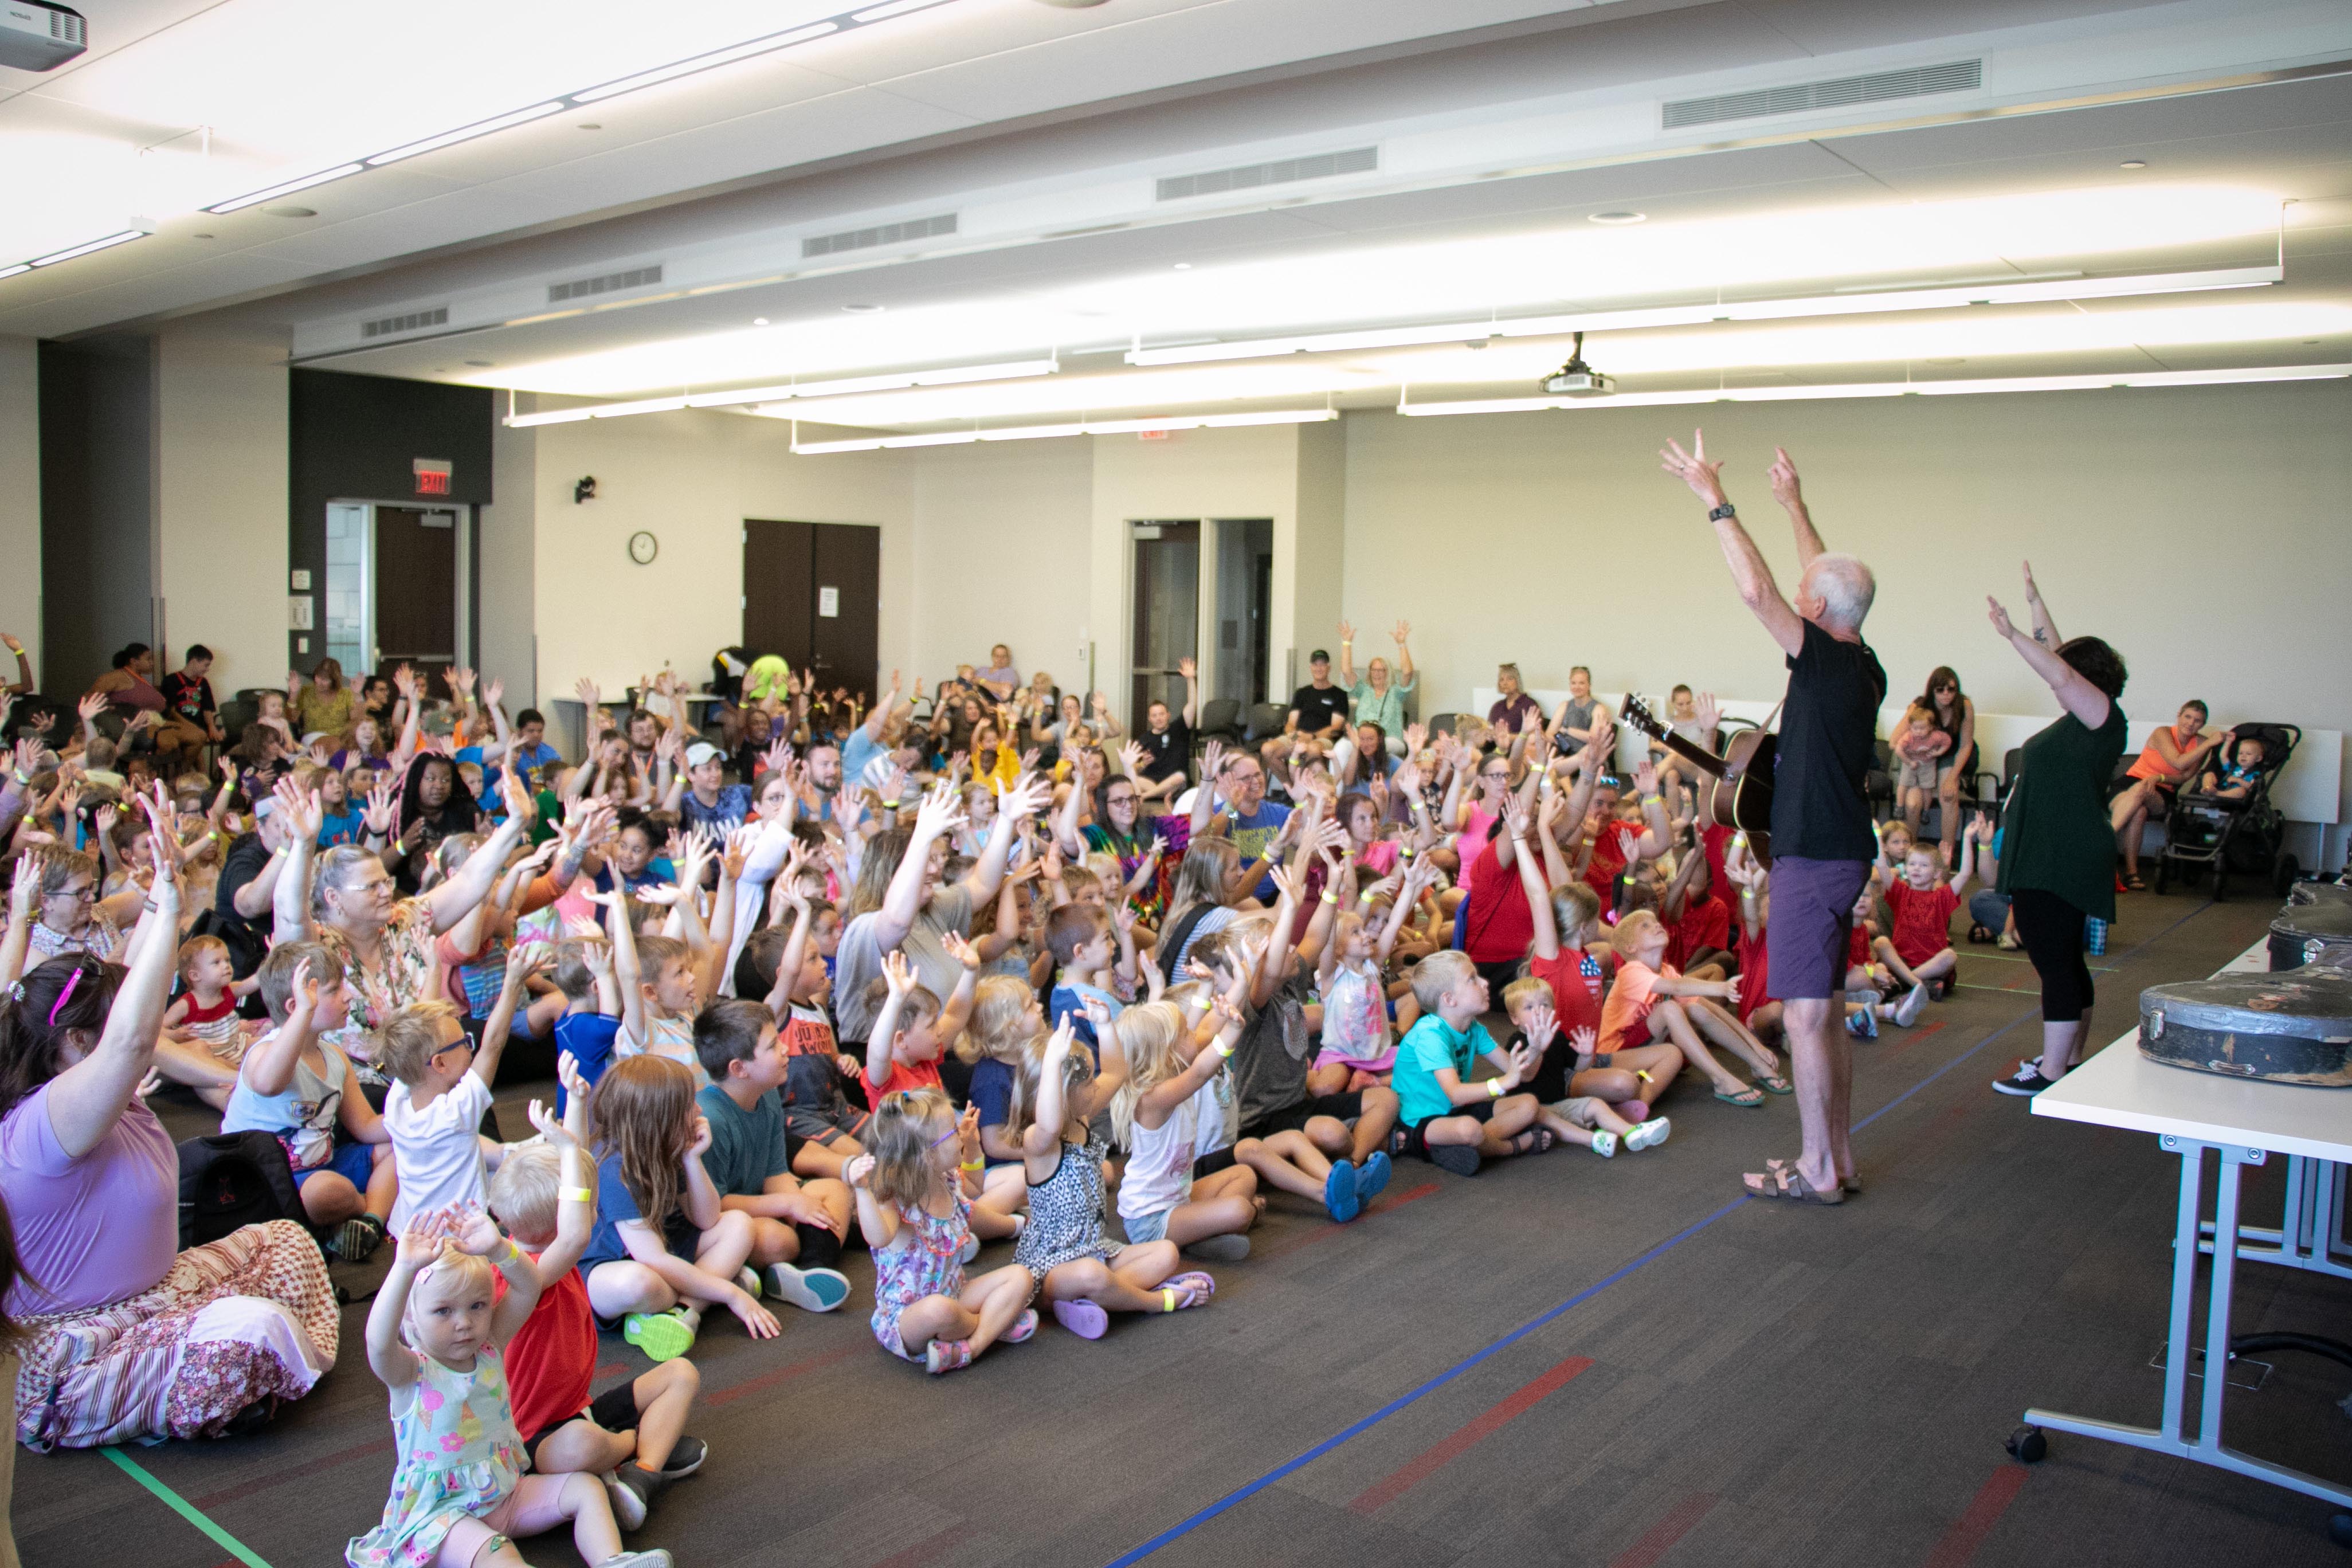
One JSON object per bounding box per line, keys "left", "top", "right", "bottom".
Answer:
{"left": 1768, "top": 1157, "right": 1861, "bottom": 1195}
{"left": 1745, "top": 1165, "right": 1845, "bottom": 1205}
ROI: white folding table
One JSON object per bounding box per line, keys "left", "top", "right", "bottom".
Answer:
{"left": 2025, "top": 940, "right": 2352, "bottom": 1534}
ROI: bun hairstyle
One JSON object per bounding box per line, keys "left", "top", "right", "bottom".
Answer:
{"left": 591, "top": 1055, "right": 698, "bottom": 1232}
{"left": 864, "top": 1088, "right": 955, "bottom": 1209}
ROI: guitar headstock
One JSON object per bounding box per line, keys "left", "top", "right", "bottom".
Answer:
{"left": 1619, "top": 693, "right": 1665, "bottom": 742}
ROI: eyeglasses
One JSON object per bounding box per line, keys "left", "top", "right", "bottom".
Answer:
{"left": 928, "top": 1126, "right": 959, "bottom": 1148}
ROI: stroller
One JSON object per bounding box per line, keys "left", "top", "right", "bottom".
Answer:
{"left": 2154, "top": 722, "right": 2302, "bottom": 900}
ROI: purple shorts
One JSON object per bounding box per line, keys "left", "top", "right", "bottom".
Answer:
{"left": 1766, "top": 855, "right": 1870, "bottom": 1002}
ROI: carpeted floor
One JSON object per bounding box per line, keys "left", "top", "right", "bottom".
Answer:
{"left": 14, "top": 888, "right": 2351, "bottom": 1567}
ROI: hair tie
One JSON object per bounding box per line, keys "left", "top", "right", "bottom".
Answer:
{"left": 47, "top": 966, "right": 83, "bottom": 1028}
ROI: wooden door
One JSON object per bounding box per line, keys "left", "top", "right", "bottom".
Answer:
{"left": 743, "top": 519, "right": 813, "bottom": 675}
{"left": 374, "top": 506, "right": 456, "bottom": 694}
{"left": 807, "top": 523, "right": 879, "bottom": 708}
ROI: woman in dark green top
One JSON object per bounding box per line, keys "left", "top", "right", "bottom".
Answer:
{"left": 1985, "top": 561, "right": 2128, "bottom": 1097}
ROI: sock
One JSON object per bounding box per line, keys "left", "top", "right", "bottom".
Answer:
{"left": 793, "top": 1224, "right": 842, "bottom": 1271}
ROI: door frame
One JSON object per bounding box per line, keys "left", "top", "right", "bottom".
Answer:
{"left": 327, "top": 499, "right": 472, "bottom": 675}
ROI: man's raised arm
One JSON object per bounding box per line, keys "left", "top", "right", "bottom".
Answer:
{"left": 1766, "top": 445, "right": 1826, "bottom": 570}
{"left": 1661, "top": 430, "right": 1804, "bottom": 659}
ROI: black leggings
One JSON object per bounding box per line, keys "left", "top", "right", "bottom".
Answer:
{"left": 2010, "top": 888, "right": 2094, "bottom": 1022}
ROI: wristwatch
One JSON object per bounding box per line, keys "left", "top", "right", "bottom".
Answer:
{"left": 1707, "top": 503, "right": 1737, "bottom": 522}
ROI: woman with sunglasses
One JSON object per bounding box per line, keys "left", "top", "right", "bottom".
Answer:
{"left": 1912, "top": 665, "right": 1977, "bottom": 866}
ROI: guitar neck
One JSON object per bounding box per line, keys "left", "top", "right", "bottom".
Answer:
{"left": 1645, "top": 726, "right": 1727, "bottom": 782}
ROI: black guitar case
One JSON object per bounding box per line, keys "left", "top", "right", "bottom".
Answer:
{"left": 2269, "top": 895, "right": 2352, "bottom": 971}
{"left": 2139, "top": 961, "right": 2352, "bottom": 1087}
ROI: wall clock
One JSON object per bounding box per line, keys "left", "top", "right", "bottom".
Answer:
{"left": 628, "top": 530, "right": 658, "bottom": 565}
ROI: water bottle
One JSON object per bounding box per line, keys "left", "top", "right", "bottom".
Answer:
{"left": 2084, "top": 916, "right": 2108, "bottom": 955}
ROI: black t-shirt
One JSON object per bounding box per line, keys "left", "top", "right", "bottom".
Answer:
{"left": 1136, "top": 718, "right": 1190, "bottom": 781}
{"left": 1504, "top": 1028, "right": 1574, "bottom": 1106}
{"left": 1288, "top": 683, "right": 1350, "bottom": 736}
{"left": 1772, "top": 618, "right": 1886, "bottom": 861}
{"left": 213, "top": 834, "right": 276, "bottom": 975}
{"left": 162, "top": 672, "right": 215, "bottom": 725}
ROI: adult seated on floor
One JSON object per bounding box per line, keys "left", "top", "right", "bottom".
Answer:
{"left": 1, "top": 818, "right": 336, "bottom": 1451}
{"left": 2110, "top": 695, "right": 2225, "bottom": 892}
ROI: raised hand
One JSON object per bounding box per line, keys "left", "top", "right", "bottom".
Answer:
{"left": 574, "top": 676, "right": 600, "bottom": 709}
{"left": 1001, "top": 773, "right": 1052, "bottom": 824}
{"left": 1524, "top": 999, "right": 1558, "bottom": 1049}
{"left": 1985, "top": 596, "right": 2017, "bottom": 640}
{"left": 1392, "top": 619, "right": 1410, "bottom": 647}
{"left": 1199, "top": 738, "right": 1226, "bottom": 786}
{"left": 394, "top": 1209, "right": 454, "bottom": 1269}
{"left": 1118, "top": 740, "right": 1146, "bottom": 778}
{"left": 912, "top": 779, "right": 967, "bottom": 841}
{"left": 942, "top": 930, "right": 982, "bottom": 973}
{"left": 1336, "top": 620, "right": 1355, "bottom": 645}
{"left": 526, "top": 1096, "right": 579, "bottom": 1152}
{"left": 482, "top": 676, "right": 504, "bottom": 711}
{"left": 843, "top": 1154, "right": 876, "bottom": 1190}
{"left": 448, "top": 1203, "right": 502, "bottom": 1256}
{"left": 9, "top": 848, "right": 47, "bottom": 919}
{"left": 1633, "top": 759, "right": 1659, "bottom": 798}
{"left": 881, "top": 949, "right": 915, "bottom": 999}
{"left": 76, "top": 692, "right": 106, "bottom": 724}
{"left": 1695, "top": 691, "right": 1722, "bottom": 733}
{"left": 449, "top": 667, "right": 477, "bottom": 697}
{"left": 363, "top": 781, "right": 397, "bottom": 834}
{"left": 1766, "top": 444, "right": 1802, "bottom": 509}
{"left": 1569, "top": 1024, "right": 1598, "bottom": 1057}
{"left": 1177, "top": 656, "right": 1197, "bottom": 681}
{"left": 1506, "top": 1041, "right": 1536, "bottom": 1087}
{"left": 1659, "top": 429, "right": 1728, "bottom": 507}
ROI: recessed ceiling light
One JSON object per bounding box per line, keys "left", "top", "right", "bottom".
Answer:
{"left": 752, "top": 317, "right": 769, "bottom": 326}
{"left": 839, "top": 303, "right": 885, "bottom": 314}
{"left": 1173, "top": 263, "right": 1191, "bottom": 270}
{"left": 2120, "top": 160, "right": 2147, "bottom": 170}
{"left": 262, "top": 205, "right": 317, "bottom": 218}
{"left": 192, "top": 233, "right": 214, "bottom": 241}
{"left": 1588, "top": 211, "right": 1647, "bottom": 225}
{"left": 465, "top": 359, "right": 493, "bottom": 367}
{"left": 577, "top": 123, "right": 602, "bottom": 131}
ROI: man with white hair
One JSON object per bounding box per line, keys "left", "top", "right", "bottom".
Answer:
{"left": 1662, "top": 433, "right": 1885, "bottom": 1208}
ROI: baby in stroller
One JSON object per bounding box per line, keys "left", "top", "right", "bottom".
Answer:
{"left": 2155, "top": 722, "right": 2302, "bottom": 899}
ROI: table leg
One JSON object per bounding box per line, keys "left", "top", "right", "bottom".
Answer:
{"left": 2022, "top": 1139, "right": 2352, "bottom": 1512}
{"left": 2198, "top": 1156, "right": 2352, "bottom": 1280}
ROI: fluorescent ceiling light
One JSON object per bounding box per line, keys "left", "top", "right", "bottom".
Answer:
{"left": 568, "top": 22, "right": 839, "bottom": 103}
{"left": 791, "top": 407, "right": 1336, "bottom": 454}
{"left": 365, "top": 102, "right": 570, "bottom": 166}
{"left": 1127, "top": 266, "right": 2283, "bottom": 366}
{"left": 507, "top": 357, "right": 1060, "bottom": 425}
{"left": 1396, "top": 363, "right": 2352, "bottom": 417}
{"left": 207, "top": 163, "right": 368, "bottom": 214}
{"left": 28, "top": 230, "right": 147, "bottom": 266}
{"left": 0, "top": 265, "right": 28, "bottom": 280}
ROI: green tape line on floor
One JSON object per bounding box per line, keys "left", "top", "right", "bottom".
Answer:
{"left": 102, "top": 1445, "right": 274, "bottom": 1568}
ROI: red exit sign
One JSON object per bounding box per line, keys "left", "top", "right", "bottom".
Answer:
{"left": 413, "top": 458, "right": 453, "bottom": 495}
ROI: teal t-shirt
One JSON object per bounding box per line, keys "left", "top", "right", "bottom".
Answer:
{"left": 1394, "top": 1013, "right": 1499, "bottom": 1127}
{"left": 697, "top": 1082, "right": 791, "bottom": 1199}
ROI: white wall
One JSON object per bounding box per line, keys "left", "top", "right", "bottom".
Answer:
{"left": 908, "top": 440, "right": 1093, "bottom": 694}
{"left": 153, "top": 327, "right": 288, "bottom": 695}
{"left": 480, "top": 413, "right": 539, "bottom": 708}
{"left": 0, "top": 336, "right": 36, "bottom": 682}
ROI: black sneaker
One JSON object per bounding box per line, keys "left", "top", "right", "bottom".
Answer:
{"left": 334, "top": 1213, "right": 386, "bottom": 1262}
{"left": 657, "top": 1436, "right": 706, "bottom": 1478}
{"left": 606, "top": 1464, "right": 669, "bottom": 1530}
{"left": 1429, "top": 1143, "right": 1482, "bottom": 1177}
{"left": 1992, "top": 1063, "right": 2059, "bottom": 1096}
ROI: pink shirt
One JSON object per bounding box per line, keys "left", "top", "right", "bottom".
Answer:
{"left": 1, "top": 1084, "right": 179, "bottom": 1316}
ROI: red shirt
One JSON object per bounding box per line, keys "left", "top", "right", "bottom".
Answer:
{"left": 1583, "top": 820, "right": 1640, "bottom": 899}
{"left": 1734, "top": 925, "right": 1773, "bottom": 1024}
{"left": 1527, "top": 947, "right": 1605, "bottom": 1043}
{"left": 1848, "top": 923, "right": 1872, "bottom": 970}
{"left": 1883, "top": 881, "right": 1960, "bottom": 969}
{"left": 1463, "top": 839, "right": 1535, "bottom": 965}
{"left": 1664, "top": 891, "right": 1730, "bottom": 970}
{"left": 1700, "top": 824, "right": 1734, "bottom": 900}
{"left": 501, "top": 1255, "right": 596, "bottom": 1443}
{"left": 864, "top": 1057, "right": 944, "bottom": 1106}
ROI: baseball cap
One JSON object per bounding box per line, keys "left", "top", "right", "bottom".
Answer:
{"left": 1309, "top": 649, "right": 1331, "bottom": 664}
{"left": 685, "top": 741, "right": 723, "bottom": 769}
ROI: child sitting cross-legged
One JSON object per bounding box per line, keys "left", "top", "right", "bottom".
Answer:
{"left": 691, "top": 997, "right": 855, "bottom": 1314}
{"left": 1390, "top": 950, "right": 1570, "bottom": 1177}
{"left": 159, "top": 932, "right": 257, "bottom": 1110}
{"left": 1499, "top": 978, "right": 1671, "bottom": 1154}
{"left": 1601, "top": 910, "right": 1789, "bottom": 1108}
{"left": 1110, "top": 996, "right": 1263, "bottom": 1263}
{"left": 221, "top": 942, "right": 397, "bottom": 1262}
{"left": 1012, "top": 1014, "right": 1215, "bottom": 1338}
{"left": 378, "top": 948, "right": 536, "bottom": 1233}
{"left": 576, "top": 1055, "right": 782, "bottom": 1365}
{"left": 1879, "top": 827, "right": 1982, "bottom": 1008}
{"left": 347, "top": 1202, "right": 671, "bottom": 1568}
{"left": 846, "top": 1089, "right": 1040, "bottom": 1375}
{"left": 489, "top": 1057, "right": 705, "bottom": 1535}
{"left": 1305, "top": 860, "right": 1433, "bottom": 1095}
{"left": 734, "top": 879, "right": 867, "bottom": 1180}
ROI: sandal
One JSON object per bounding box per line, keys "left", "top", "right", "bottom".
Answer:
{"left": 1755, "top": 1073, "right": 1794, "bottom": 1096}
{"left": 1161, "top": 1272, "right": 1215, "bottom": 1310}
{"left": 1767, "top": 1157, "right": 1860, "bottom": 1195}
{"left": 2123, "top": 872, "right": 2147, "bottom": 892}
{"left": 1508, "top": 1128, "right": 1556, "bottom": 1156}
{"left": 1967, "top": 923, "right": 1994, "bottom": 944}
{"left": 1743, "top": 1165, "right": 1845, "bottom": 1205}
{"left": 1713, "top": 1086, "right": 1766, "bottom": 1108}
{"left": 1001, "top": 1308, "right": 1040, "bottom": 1344}
{"left": 1051, "top": 1299, "right": 1110, "bottom": 1339}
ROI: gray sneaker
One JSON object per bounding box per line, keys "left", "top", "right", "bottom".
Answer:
{"left": 595, "top": 1551, "right": 673, "bottom": 1568}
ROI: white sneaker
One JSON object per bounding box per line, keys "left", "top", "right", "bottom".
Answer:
{"left": 959, "top": 1232, "right": 981, "bottom": 1264}
{"left": 1894, "top": 983, "right": 1928, "bottom": 1028}
{"left": 1624, "top": 1116, "right": 1672, "bottom": 1151}
{"left": 1589, "top": 1130, "right": 1618, "bottom": 1158}
{"left": 735, "top": 1267, "right": 762, "bottom": 1300}
{"left": 596, "top": 1551, "right": 674, "bottom": 1568}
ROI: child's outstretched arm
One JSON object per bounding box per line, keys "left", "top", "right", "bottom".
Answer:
{"left": 1136, "top": 996, "right": 1240, "bottom": 1129}
{"left": 936, "top": 931, "right": 984, "bottom": 1043}
{"left": 1025, "top": 1017, "right": 1080, "bottom": 1162}
{"left": 473, "top": 942, "right": 540, "bottom": 1087}
{"left": 1948, "top": 824, "right": 1979, "bottom": 899}
{"left": 526, "top": 1057, "right": 597, "bottom": 1281}
{"left": 366, "top": 1213, "right": 452, "bottom": 1389}
{"left": 241, "top": 958, "right": 319, "bottom": 1098}
{"left": 595, "top": 887, "right": 648, "bottom": 1049}
{"left": 762, "top": 885, "right": 815, "bottom": 1021}
{"left": 1505, "top": 796, "right": 1559, "bottom": 962}
{"left": 1071, "top": 1001, "right": 1130, "bottom": 1122}
{"left": 863, "top": 951, "right": 914, "bottom": 1092}
{"left": 1253, "top": 866, "right": 1303, "bottom": 1008}
{"left": 843, "top": 1154, "right": 899, "bottom": 1251}
{"left": 449, "top": 1204, "right": 542, "bottom": 1347}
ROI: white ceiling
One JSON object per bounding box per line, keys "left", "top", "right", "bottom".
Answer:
{"left": 10, "top": 0, "right": 2351, "bottom": 424}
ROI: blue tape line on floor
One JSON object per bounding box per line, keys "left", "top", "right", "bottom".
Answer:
{"left": 102, "top": 1445, "right": 273, "bottom": 1568}
{"left": 1100, "top": 898, "right": 2220, "bottom": 1566}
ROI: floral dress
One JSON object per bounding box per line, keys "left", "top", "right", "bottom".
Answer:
{"left": 346, "top": 1342, "right": 527, "bottom": 1567}
{"left": 321, "top": 899, "right": 440, "bottom": 1083}
{"left": 871, "top": 1194, "right": 975, "bottom": 1362}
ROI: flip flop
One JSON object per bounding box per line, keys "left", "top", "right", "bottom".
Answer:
{"left": 1714, "top": 1087, "right": 1766, "bottom": 1108}
{"left": 1162, "top": 1271, "right": 1216, "bottom": 1308}
{"left": 1967, "top": 923, "right": 1995, "bottom": 944}
{"left": 1767, "top": 1156, "right": 1860, "bottom": 1195}
{"left": 1051, "top": 1299, "right": 1110, "bottom": 1339}
{"left": 1755, "top": 1073, "right": 1794, "bottom": 1095}
{"left": 1744, "top": 1165, "right": 1845, "bottom": 1205}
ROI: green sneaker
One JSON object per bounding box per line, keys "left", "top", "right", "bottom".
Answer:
{"left": 623, "top": 1308, "right": 697, "bottom": 1363}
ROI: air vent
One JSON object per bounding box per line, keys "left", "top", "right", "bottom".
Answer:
{"left": 1157, "top": 146, "right": 1377, "bottom": 202}
{"left": 1663, "top": 60, "right": 1981, "bottom": 130}
{"left": 548, "top": 264, "right": 664, "bottom": 304}
{"left": 360, "top": 306, "right": 449, "bottom": 341}
{"left": 802, "top": 213, "right": 957, "bottom": 259}
{"left": 49, "top": 7, "right": 84, "bottom": 43}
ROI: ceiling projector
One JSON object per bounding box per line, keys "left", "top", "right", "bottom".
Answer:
{"left": 1540, "top": 332, "right": 1616, "bottom": 397}
{"left": 1, "top": 1, "right": 84, "bottom": 71}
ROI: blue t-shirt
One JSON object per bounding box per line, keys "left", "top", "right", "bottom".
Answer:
{"left": 1394, "top": 1013, "right": 1500, "bottom": 1128}
{"left": 318, "top": 809, "right": 364, "bottom": 848}
{"left": 1223, "top": 800, "right": 1292, "bottom": 900}
{"left": 841, "top": 727, "right": 888, "bottom": 787}
{"left": 578, "top": 1147, "right": 648, "bottom": 1272}
{"left": 458, "top": 740, "right": 564, "bottom": 801}
{"left": 967, "top": 1056, "right": 1017, "bottom": 1167}
{"left": 1049, "top": 981, "right": 1123, "bottom": 1050}
{"left": 553, "top": 1012, "right": 621, "bottom": 1116}
{"left": 680, "top": 784, "right": 753, "bottom": 843}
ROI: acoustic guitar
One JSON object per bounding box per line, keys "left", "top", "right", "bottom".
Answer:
{"left": 1619, "top": 695, "right": 1777, "bottom": 865}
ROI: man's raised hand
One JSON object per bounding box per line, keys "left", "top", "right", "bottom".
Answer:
{"left": 1659, "top": 429, "right": 1728, "bottom": 508}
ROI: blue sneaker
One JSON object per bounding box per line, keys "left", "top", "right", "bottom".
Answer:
{"left": 1322, "top": 1158, "right": 1361, "bottom": 1223}
{"left": 1354, "top": 1150, "right": 1393, "bottom": 1204}
{"left": 1845, "top": 995, "right": 1879, "bottom": 1039}
{"left": 765, "top": 1262, "right": 852, "bottom": 1313}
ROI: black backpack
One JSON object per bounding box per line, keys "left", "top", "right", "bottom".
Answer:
{"left": 177, "top": 1131, "right": 308, "bottom": 1251}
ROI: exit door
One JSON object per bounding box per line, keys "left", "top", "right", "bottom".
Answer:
{"left": 371, "top": 505, "right": 462, "bottom": 696}
{"left": 742, "top": 520, "right": 880, "bottom": 706}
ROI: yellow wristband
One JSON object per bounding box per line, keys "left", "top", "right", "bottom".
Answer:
{"left": 560, "top": 1186, "right": 593, "bottom": 1202}
{"left": 1214, "top": 1041, "right": 1236, "bottom": 1059}
{"left": 1487, "top": 1079, "right": 1504, "bottom": 1099}
{"left": 959, "top": 1159, "right": 983, "bottom": 1171}
{"left": 1319, "top": 892, "right": 1338, "bottom": 905}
